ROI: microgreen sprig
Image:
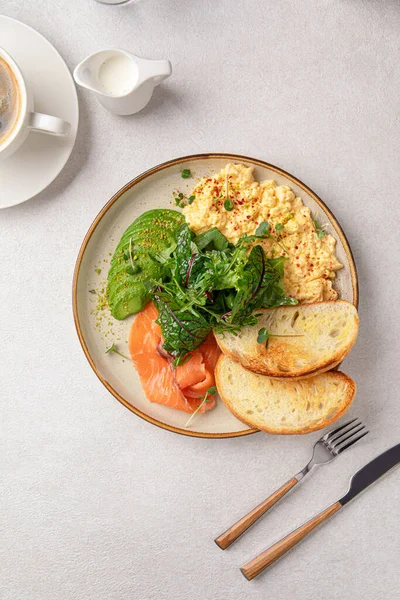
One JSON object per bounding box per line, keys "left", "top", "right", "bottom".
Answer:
{"left": 174, "top": 192, "right": 185, "bottom": 208}
{"left": 313, "top": 219, "right": 325, "bottom": 238}
{"left": 257, "top": 327, "right": 305, "bottom": 349}
{"left": 181, "top": 168, "right": 191, "bottom": 179}
{"left": 105, "top": 343, "right": 131, "bottom": 361}
{"left": 174, "top": 192, "right": 196, "bottom": 208}
{"left": 223, "top": 167, "right": 234, "bottom": 211}
{"left": 257, "top": 327, "right": 270, "bottom": 344}
{"left": 274, "top": 223, "right": 289, "bottom": 253}
{"left": 184, "top": 386, "right": 217, "bottom": 428}
{"left": 125, "top": 237, "right": 141, "bottom": 275}
{"left": 255, "top": 221, "right": 288, "bottom": 255}
{"left": 255, "top": 222, "right": 270, "bottom": 236}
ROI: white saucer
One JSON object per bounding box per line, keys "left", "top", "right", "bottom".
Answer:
{"left": 0, "top": 17, "right": 79, "bottom": 209}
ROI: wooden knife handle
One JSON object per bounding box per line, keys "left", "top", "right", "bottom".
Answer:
{"left": 241, "top": 501, "right": 342, "bottom": 580}
{"left": 215, "top": 477, "right": 298, "bottom": 550}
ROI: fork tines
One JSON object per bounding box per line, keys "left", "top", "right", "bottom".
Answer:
{"left": 322, "top": 418, "right": 369, "bottom": 455}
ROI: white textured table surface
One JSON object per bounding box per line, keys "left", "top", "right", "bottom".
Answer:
{"left": 2, "top": 1, "right": 400, "bottom": 599}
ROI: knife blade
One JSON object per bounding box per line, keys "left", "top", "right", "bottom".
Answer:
{"left": 340, "top": 442, "right": 400, "bottom": 505}
{"left": 241, "top": 443, "right": 400, "bottom": 580}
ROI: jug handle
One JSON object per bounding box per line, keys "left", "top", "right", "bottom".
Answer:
{"left": 149, "top": 60, "right": 172, "bottom": 85}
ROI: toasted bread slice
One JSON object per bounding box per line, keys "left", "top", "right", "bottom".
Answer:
{"left": 215, "top": 355, "right": 356, "bottom": 434}
{"left": 215, "top": 301, "right": 359, "bottom": 379}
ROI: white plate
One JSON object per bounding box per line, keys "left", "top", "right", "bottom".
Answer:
{"left": 0, "top": 16, "right": 79, "bottom": 209}
{"left": 73, "top": 154, "right": 358, "bottom": 438}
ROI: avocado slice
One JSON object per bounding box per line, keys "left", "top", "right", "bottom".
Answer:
{"left": 107, "top": 209, "right": 185, "bottom": 320}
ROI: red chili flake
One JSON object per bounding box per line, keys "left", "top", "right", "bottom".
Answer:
{"left": 295, "top": 256, "right": 299, "bottom": 260}
{"left": 295, "top": 245, "right": 299, "bottom": 249}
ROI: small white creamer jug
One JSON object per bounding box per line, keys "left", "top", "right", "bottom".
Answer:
{"left": 73, "top": 49, "right": 172, "bottom": 115}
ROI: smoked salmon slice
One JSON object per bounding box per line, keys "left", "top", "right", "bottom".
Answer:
{"left": 128, "top": 302, "right": 221, "bottom": 414}
{"left": 175, "top": 353, "right": 206, "bottom": 389}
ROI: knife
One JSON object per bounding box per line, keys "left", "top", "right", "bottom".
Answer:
{"left": 241, "top": 442, "right": 400, "bottom": 581}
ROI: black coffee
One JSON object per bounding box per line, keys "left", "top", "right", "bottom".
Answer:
{"left": 0, "top": 56, "right": 20, "bottom": 144}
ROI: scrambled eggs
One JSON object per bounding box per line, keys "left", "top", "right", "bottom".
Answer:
{"left": 183, "top": 163, "right": 343, "bottom": 303}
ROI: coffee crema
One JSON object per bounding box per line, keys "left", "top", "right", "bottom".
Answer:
{"left": 0, "top": 56, "right": 21, "bottom": 145}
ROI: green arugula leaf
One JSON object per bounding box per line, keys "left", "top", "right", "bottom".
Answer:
{"left": 126, "top": 264, "right": 141, "bottom": 275}
{"left": 230, "top": 245, "right": 268, "bottom": 319}
{"left": 150, "top": 242, "right": 178, "bottom": 265}
{"left": 195, "top": 227, "right": 229, "bottom": 251}
{"left": 256, "top": 221, "right": 270, "bottom": 236}
{"left": 138, "top": 216, "right": 297, "bottom": 359}
{"left": 231, "top": 246, "right": 297, "bottom": 322}
{"left": 153, "top": 294, "right": 211, "bottom": 362}
{"left": 173, "top": 224, "right": 206, "bottom": 288}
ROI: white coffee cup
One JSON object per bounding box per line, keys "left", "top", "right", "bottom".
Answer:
{"left": 0, "top": 46, "right": 71, "bottom": 161}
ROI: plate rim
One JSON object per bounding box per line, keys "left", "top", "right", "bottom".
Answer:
{"left": 72, "top": 152, "right": 359, "bottom": 439}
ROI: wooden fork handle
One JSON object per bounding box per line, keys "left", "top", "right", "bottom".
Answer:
{"left": 215, "top": 477, "right": 298, "bottom": 550}
{"left": 241, "top": 501, "right": 342, "bottom": 580}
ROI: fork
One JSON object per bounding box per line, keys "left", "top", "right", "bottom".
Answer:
{"left": 215, "top": 418, "right": 368, "bottom": 550}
